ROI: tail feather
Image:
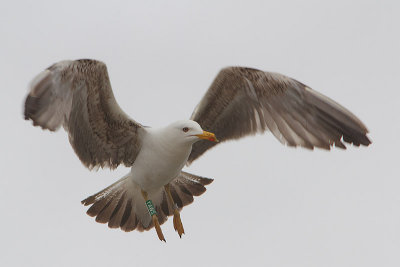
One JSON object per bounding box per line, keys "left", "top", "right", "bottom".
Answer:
{"left": 81, "top": 171, "right": 213, "bottom": 232}
{"left": 107, "top": 191, "right": 128, "bottom": 228}
{"left": 120, "top": 198, "right": 138, "bottom": 232}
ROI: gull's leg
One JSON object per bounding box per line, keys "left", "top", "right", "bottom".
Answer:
{"left": 164, "top": 184, "right": 185, "bottom": 237}
{"left": 141, "top": 190, "right": 166, "bottom": 242}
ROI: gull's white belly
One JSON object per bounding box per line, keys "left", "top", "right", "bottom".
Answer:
{"left": 130, "top": 130, "right": 192, "bottom": 192}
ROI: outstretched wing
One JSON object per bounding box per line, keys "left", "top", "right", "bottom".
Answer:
{"left": 188, "top": 67, "right": 371, "bottom": 164}
{"left": 24, "top": 59, "right": 144, "bottom": 169}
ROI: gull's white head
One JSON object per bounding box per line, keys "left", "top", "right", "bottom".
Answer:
{"left": 166, "top": 120, "right": 218, "bottom": 144}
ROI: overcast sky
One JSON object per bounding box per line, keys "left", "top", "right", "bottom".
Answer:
{"left": 1, "top": 1, "right": 399, "bottom": 266}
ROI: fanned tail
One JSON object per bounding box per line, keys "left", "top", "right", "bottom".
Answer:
{"left": 81, "top": 171, "right": 213, "bottom": 232}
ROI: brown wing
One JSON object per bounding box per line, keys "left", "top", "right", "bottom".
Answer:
{"left": 188, "top": 67, "right": 371, "bottom": 164}
{"left": 24, "top": 59, "right": 143, "bottom": 169}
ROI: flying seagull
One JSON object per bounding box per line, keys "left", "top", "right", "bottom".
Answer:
{"left": 24, "top": 59, "right": 371, "bottom": 241}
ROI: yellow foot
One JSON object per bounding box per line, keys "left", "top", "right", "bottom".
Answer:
{"left": 152, "top": 214, "right": 166, "bottom": 242}
{"left": 173, "top": 209, "right": 185, "bottom": 238}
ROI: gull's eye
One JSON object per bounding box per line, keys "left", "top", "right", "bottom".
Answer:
{"left": 182, "top": 127, "right": 189, "bottom": 132}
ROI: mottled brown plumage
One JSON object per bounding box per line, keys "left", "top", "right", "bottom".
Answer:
{"left": 188, "top": 67, "right": 371, "bottom": 164}
{"left": 24, "top": 59, "right": 143, "bottom": 169}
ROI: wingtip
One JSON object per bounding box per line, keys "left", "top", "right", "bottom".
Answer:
{"left": 81, "top": 196, "right": 95, "bottom": 206}
{"left": 202, "top": 177, "right": 214, "bottom": 186}
{"left": 364, "top": 135, "right": 373, "bottom": 146}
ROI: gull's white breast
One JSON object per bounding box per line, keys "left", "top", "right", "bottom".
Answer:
{"left": 130, "top": 127, "right": 193, "bottom": 192}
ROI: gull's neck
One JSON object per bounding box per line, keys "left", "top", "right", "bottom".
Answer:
{"left": 144, "top": 127, "right": 193, "bottom": 157}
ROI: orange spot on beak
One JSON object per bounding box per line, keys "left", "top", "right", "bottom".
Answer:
{"left": 196, "top": 131, "right": 218, "bottom": 142}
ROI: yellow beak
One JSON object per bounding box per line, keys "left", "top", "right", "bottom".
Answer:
{"left": 196, "top": 131, "right": 218, "bottom": 142}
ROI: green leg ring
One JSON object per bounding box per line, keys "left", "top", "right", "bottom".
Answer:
{"left": 145, "top": 200, "right": 157, "bottom": 216}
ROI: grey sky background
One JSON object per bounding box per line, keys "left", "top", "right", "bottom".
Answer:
{"left": 1, "top": 1, "right": 399, "bottom": 266}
